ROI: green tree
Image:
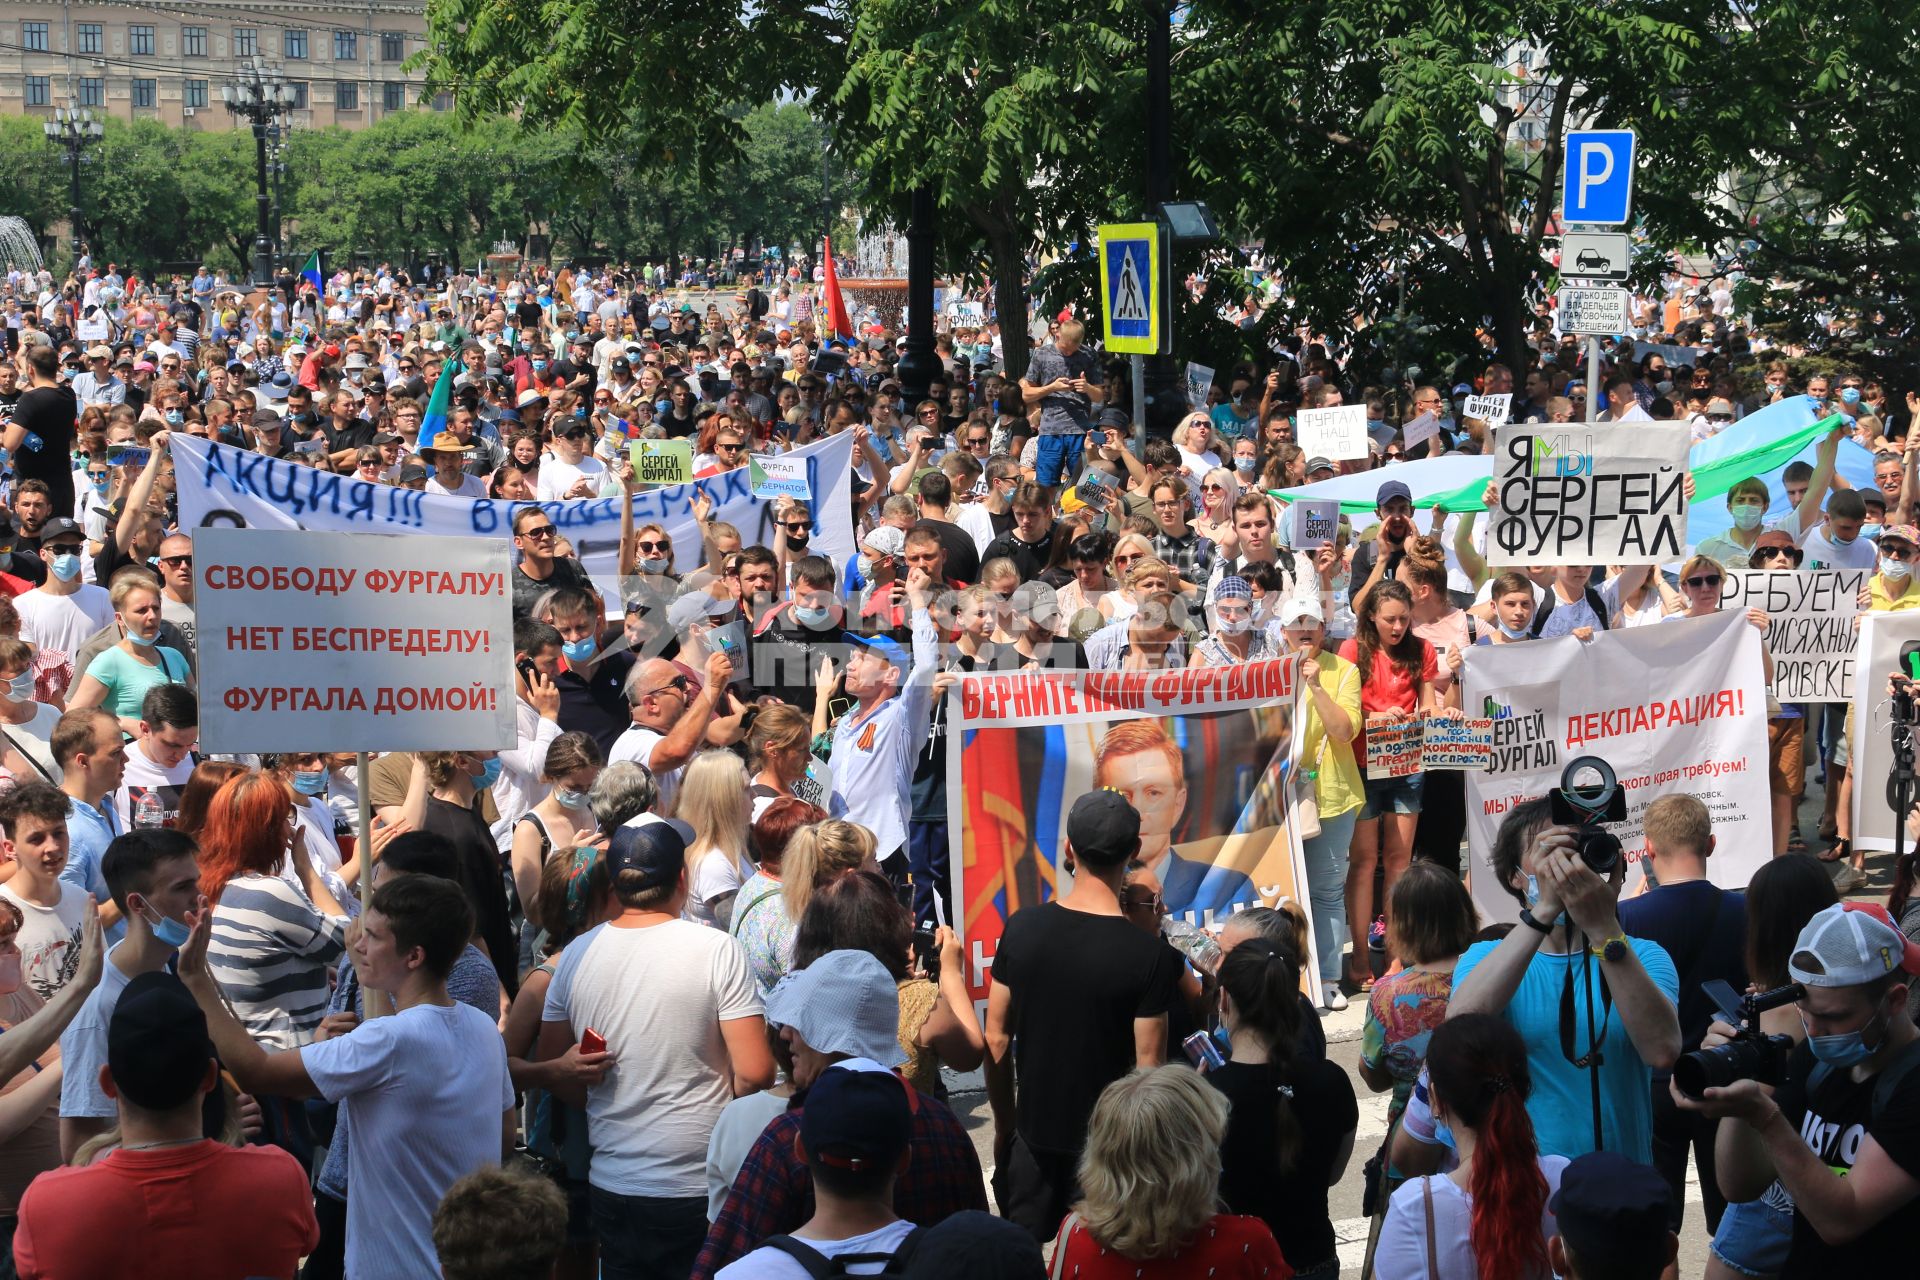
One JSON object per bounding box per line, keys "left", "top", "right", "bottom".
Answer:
{"left": 0, "top": 116, "right": 68, "bottom": 246}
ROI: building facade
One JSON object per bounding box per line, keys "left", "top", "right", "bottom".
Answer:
{"left": 0, "top": 0, "right": 441, "bottom": 130}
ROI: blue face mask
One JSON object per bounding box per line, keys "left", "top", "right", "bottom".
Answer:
{"left": 472, "top": 757, "right": 503, "bottom": 790}
{"left": 1434, "top": 1117, "right": 1458, "bottom": 1151}
{"left": 655, "top": 399, "right": 672, "bottom": 417}
{"left": 49, "top": 554, "right": 81, "bottom": 583}
{"left": 1524, "top": 874, "right": 1567, "bottom": 926}
{"left": 531, "top": 360, "right": 547, "bottom": 373}
{"left": 291, "top": 770, "right": 329, "bottom": 797}
{"left": 139, "top": 900, "right": 192, "bottom": 949}
{"left": 6, "top": 670, "right": 32, "bottom": 702}
{"left": 1497, "top": 619, "right": 1530, "bottom": 640}
{"left": 554, "top": 786, "right": 591, "bottom": 810}
{"left": 1804, "top": 1011, "right": 1882, "bottom": 1067}
{"left": 794, "top": 604, "right": 835, "bottom": 630}
{"left": 561, "top": 636, "right": 596, "bottom": 664}
{"left": 164, "top": 410, "right": 184, "bottom": 426}
{"left": 574, "top": 406, "right": 588, "bottom": 419}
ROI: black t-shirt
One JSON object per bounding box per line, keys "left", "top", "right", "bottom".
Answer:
{"left": 555, "top": 649, "right": 636, "bottom": 756}
{"left": 1618, "top": 880, "right": 1747, "bottom": 1054}
{"left": 981, "top": 523, "right": 1062, "bottom": 582}
{"left": 326, "top": 418, "right": 376, "bottom": 453}
{"left": 510, "top": 558, "right": 595, "bottom": 618}
{"left": 910, "top": 518, "right": 980, "bottom": 585}
{"left": 1210, "top": 1057, "right": 1358, "bottom": 1268}
{"left": 515, "top": 300, "right": 543, "bottom": 329}
{"left": 421, "top": 795, "right": 517, "bottom": 997}
{"left": 990, "top": 902, "right": 1181, "bottom": 1154}
{"left": 12, "top": 385, "right": 76, "bottom": 514}
{"left": 1773, "top": 1039, "right": 1920, "bottom": 1277}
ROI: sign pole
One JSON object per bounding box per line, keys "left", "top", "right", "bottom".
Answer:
{"left": 1131, "top": 355, "right": 1147, "bottom": 456}
{"left": 355, "top": 750, "right": 373, "bottom": 904}
{"left": 1587, "top": 336, "right": 1602, "bottom": 418}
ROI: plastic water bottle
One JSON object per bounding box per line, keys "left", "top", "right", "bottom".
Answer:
{"left": 133, "top": 790, "right": 165, "bottom": 830}
{"left": 19, "top": 431, "right": 41, "bottom": 453}
{"left": 1162, "top": 917, "right": 1224, "bottom": 976}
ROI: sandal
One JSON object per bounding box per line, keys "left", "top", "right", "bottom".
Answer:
{"left": 1786, "top": 828, "right": 1809, "bottom": 855}
{"left": 1818, "top": 838, "right": 1850, "bottom": 863}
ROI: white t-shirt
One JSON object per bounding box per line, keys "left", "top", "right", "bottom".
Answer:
{"left": 542, "top": 918, "right": 762, "bottom": 1197}
{"left": 1376, "top": 1159, "right": 1568, "bottom": 1280}
{"left": 0, "top": 880, "right": 85, "bottom": 1001}
{"left": 110, "top": 740, "right": 196, "bottom": 829}
{"left": 707, "top": 1089, "right": 792, "bottom": 1220}
{"left": 1, "top": 701, "right": 62, "bottom": 786}
{"left": 538, "top": 454, "right": 609, "bottom": 503}
{"left": 1800, "top": 524, "right": 1878, "bottom": 572}
{"left": 610, "top": 724, "right": 682, "bottom": 814}
{"left": 301, "top": 1001, "right": 514, "bottom": 1280}
{"left": 685, "top": 845, "right": 751, "bottom": 928}
{"left": 716, "top": 1221, "right": 918, "bottom": 1279}
{"left": 425, "top": 472, "right": 489, "bottom": 499}
{"left": 14, "top": 586, "right": 114, "bottom": 659}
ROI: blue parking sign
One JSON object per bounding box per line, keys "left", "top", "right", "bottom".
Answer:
{"left": 1561, "top": 130, "right": 1636, "bottom": 226}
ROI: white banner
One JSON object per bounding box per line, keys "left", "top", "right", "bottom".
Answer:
{"left": 1296, "top": 405, "right": 1369, "bottom": 461}
{"left": 172, "top": 432, "right": 857, "bottom": 610}
{"left": 1184, "top": 362, "right": 1215, "bottom": 413}
{"left": 1721, "top": 570, "right": 1864, "bottom": 702}
{"left": 1463, "top": 612, "right": 1772, "bottom": 918}
{"left": 1849, "top": 613, "right": 1920, "bottom": 853}
{"left": 1462, "top": 393, "right": 1512, "bottom": 427}
{"left": 195, "top": 528, "right": 515, "bottom": 753}
{"left": 1488, "top": 421, "right": 1689, "bottom": 566}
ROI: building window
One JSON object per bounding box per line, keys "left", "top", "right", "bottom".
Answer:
{"left": 288, "top": 82, "right": 309, "bottom": 109}
{"left": 186, "top": 79, "right": 207, "bottom": 108}
{"left": 182, "top": 26, "right": 206, "bottom": 57}
{"left": 79, "top": 78, "right": 103, "bottom": 107}
{"left": 234, "top": 27, "right": 257, "bottom": 57}
{"left": 432, "top": 92, "right": 451, "bottom": 111}
{"left": 130, "top": 25, "right": 155, "bottom": 55}
{"left": 25, "top": 77, "right": 48, "bottom": 108}
{"left": 383, "top": 81, "right": 405, "bottom": 111}
{"left": 334, "top": 31, "right": 356, "bottom": 61}
{"left": 381, "top": 31, "right": 405, "bottom": 61}
{"left": 77, "top": 23, "right": 102, "bottom": 54}
{"left": 132, "top": 78, "right": 156, "bottom": 108}
{"left": 21, "top": 22, "right": 46, "bottom": 51}
{"left": 284, "top": 29, "right": 307, "bottom": 59}
{"left": 336, "top": 82, "right": 358, "bottom": 110}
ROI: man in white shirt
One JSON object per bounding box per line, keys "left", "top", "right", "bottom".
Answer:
{"left": 14, "top": 519, "right": 114, "bottom": 660}
{"left": 1798, "top": 487, "right": 1877, "bottom": 572}
{"left": 610, "top": 652, "right": 734, "bottom": 817}
{"left": 0, "top": 782, "right": 87, "bottom": 1001}
{"left": 70, "top": 348, "right": 124, "bottom": 408}
{"left": 421, "top": 432, "right": 489, "bottom": 499}
{"left": 536, "top": 419, "right": 609, "bottom": 503}
{"left": 109, "top": 684, "right": 197, "bottom": 831}
{"left": 827, "top": 583, "right": 942, "bottom": 872}
{"left": 537, "top": 822, "right": 772, "bottom": 1280}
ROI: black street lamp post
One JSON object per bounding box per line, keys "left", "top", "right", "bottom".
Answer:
{"left": 42, "top": 101, "right": 103, "bottom": 265}
{"left": 222, "top": 57, "right": 293, "bottom": 289}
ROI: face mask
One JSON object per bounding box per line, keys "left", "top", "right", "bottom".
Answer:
{"left": 163, "top": 410, "right": 184, "bottom": 426}
{"left": 6, "top": 669, "right": 33, "bottom": 703}
{"left": 1830, "top": 530, "right": 1857, "bottom": 548}
{"left": 531, "top": 360, "right": 547, "bottom": 373}
{"left": 574, "top": 406, "right": 588, "bottom": 419}
{"left": 638, "top": 556, "right": 671, "bottom": 574}
{"left": 1842, "top": 387, "right": 1861, "bottom": 406}
{"left": 127, "top": 626, "right": 158, "bottom": 648}
{"left": 1803, "top": 1010, "right": 1882, "bottom": 1067}
{"left": 1524, "top": 874, "right": 1566, "bottom": 926}
{"left": 90, "top": 476, "right": 108, "bottom": 495}
{"left": 1215, "top": 614, "right": 1251, "bottom": 635}
{"left": 655, "top": 399, "right": 671, "bottom": 416}
{"left": 1433, "top": 1115, "right": 1457, "bottom": 1151}
{"left": 472, "top": 757, "right": 503, "bottom": 790}
{"left": 138, "top": 901, "right": 192, "bottom": 949}
{"left": 1731, "top": 503, "right": 1764, "bottom": 531}
{"left": 49, "top": 554, "right": 80, "bottom": 583}
{"left": 1881, "top": 556, "right": 1911, "bottom": 581}
{"left": 291, "top": 769, "right": 329, "bottom": 797}
{"left": 1235, "top": 456, "right": 1256, "bottom": 474}
{"left": 554, "top": 786, "right": 591, "bottom": 810}
{"left": 1862, "top": 523, "right": 1884, "bottom": 541}
{"left": 1497, "top": 619, "right": 1530, "bottom": 640}
{"left": 561, "top": 636, "right": 597, "bottom": 664}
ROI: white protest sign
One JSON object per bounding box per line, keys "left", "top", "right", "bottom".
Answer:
{"left": 171, "top": 432, "right": 857, "bottom": 612}
{"left": 1462, "top": 393, "right": 1512, "bottom": 427}
{"left": 1463, "top": 611, "right": 1771, "bottom": 916}
{"left": 1402, "top": 412, "right": 1442, "bottom": 453}
{"left": 1285, "top": 499, "right": 1340, "bottom": 550}
{"left": 1423, "top": 716, "right": 1493, "bottom": 770}
{"left": 1487, "top": 421, "right": 1689, "bottom": 566}
{"left": 749, "top": 454, "right": 812, "bottom": 501}
{"left": 1296, "top": 405, "right": 1369, "bottom": 461}
{"left": 1721, "top": 570, "right": 1864, "bottom": 702}
{"left": 195, "top": 528, "right": 515, "bottom": 753}
{"left": 1184, "top": 362, "right": 1215, "bottom": 412}
{"left": 1849, "top": 612, "right": 1920, "bottom": 853}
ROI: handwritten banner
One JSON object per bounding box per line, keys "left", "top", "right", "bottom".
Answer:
{"left": 1365, "top": 714, "right": 1423, "bottom": 777}
{"left": 1488, "top": 421, "right": 1690, "bottom": 566}
{"left": 1462, "top": 394, "right": 1512, "bottom": 427}
{"left": 1422, "top": 716, "right": 1494, "bottom": 769}
{"left": 1296, "top": 405, "right": 1370, "bottom": 461}
{"left": 1721, "top": 570, "right": 1865, "bottom": 701}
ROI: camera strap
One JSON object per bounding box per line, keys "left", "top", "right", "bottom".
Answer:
{"left": 1558, "top": 939, "right": 1614, "bottom": 1152}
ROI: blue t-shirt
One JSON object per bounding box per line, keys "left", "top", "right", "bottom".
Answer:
{"left": 1452, "top": 934, "right": 1678, "bottom": 1162}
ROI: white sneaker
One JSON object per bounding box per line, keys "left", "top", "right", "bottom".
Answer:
{"left": 1322, "top": 982, "right": 1349, "bottom": 1012}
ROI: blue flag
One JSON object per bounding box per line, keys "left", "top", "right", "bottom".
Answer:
{"left": 418, "top": 355, "right": 455, "bottom": 450}
{"left": 299, "top": 251, "right": 322, "bottom": 295}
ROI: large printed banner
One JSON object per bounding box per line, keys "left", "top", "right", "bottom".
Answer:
{"left": 1849, "top": 613, "right": 1920, "bottom": 853}
{"left": 1462, "top": 612, "right": 1772, "bottom": 919}
{"left": 172, "top": 432, "right": 858, "bottom": 608}
{"left": 195, "top": 528, "right": 515, "bottom": 753}
{"left": 1721, "top": 570, "right": 1864, "bottom": 702}
{"left": 1489, "top": 421, "right": 1690, "bottom": 566}
{"left": 946, "top": 659, "right": 1312, "bottom": 1000}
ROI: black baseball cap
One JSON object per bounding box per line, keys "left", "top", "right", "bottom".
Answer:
{"left": 800, "top": 1064, "right": 912, "bottom": 1172}
{"left": 608, "top": 821, "right": 685, "bottom": 892}
{"left": 1066, "top": 789, "right": 1141, "bottom": 863}
{"left": 1549, "top": 1151, "right": 1673, "bottom": 1274}
{"left": 39, "top": 516, "right": 83, "bottom": 543}
{"left": 108, "top": 972, "right": 214, "bottom": 1111}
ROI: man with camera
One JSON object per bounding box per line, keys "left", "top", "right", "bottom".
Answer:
{"left": 1448, "top": 796, "right": 1681, "bottom": 1161}
{"left": 1679, "top": 902, "right": 1920, "bottom": 1275}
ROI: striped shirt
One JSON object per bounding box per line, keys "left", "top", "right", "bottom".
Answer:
{"left": 208, "top": 873, "right": 349, "bottom": 1053}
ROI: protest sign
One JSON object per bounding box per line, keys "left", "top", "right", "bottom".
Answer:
{"left": 1488, "top": 421, "right": 1689, "bottom": 566}
{"left": 1184, "top": 362, "right": 1215, "bottom": 412}
{"left": 1402, "top": 413, "right": 1442, "bottom": 453}
{"left": 172, "top": 432, "right": 857, "bottom": 613}
{"left": 1462, "top": 611, "right": 1771, "bottom": 918}
{"left": 1423, "top": 716, "right": 1493, "bottom": 770}
{"left": 1848, "top": 612, "right": 1920, "bottom": 853}
{"left": 948, "top": 658, "right": 1312, "bottom": 1000}
{"left": 195, "top": 527, "right": 515, "bottom": 753}
{"left": 1462, "top": 394, "right": 1512, "bottom": 427}
{"left": 748, "top": 454, "right": 812, "bottom": 501}
{"left": 1721, "top": 570, "right": 1864, "bottom": 702}
{"left": 1296, "top": 405, "right": 1369, "bottom": 461}
{"left": 1285, "top": 499, "right": 1340, "bottom": 550}
{"left": 629, "top": 438, "right": 693, "bottom": 486}
{"left": 1365, "top": 715, "right": 1423, "bottom": 777}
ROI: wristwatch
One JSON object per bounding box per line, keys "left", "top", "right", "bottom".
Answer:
{"left": 1590, "top": 932, "right": 1630, "bottom": 962}
{"left": 1517, "top": 907, "right": 1554, "bottom": 934}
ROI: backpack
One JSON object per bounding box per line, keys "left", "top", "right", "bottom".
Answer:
{"left": 1806, "top": 1037, "right": 1920, "bottom": 1126}
{"left": 1529, "top": 584, "right": 1611, "bottom": 638}
{"left": 757, "top": 1226, "right": 924, "bottom": 1279}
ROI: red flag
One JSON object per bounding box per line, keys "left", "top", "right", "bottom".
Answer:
{"left": 821, "top": 235, "right": 854, "bottom": 342}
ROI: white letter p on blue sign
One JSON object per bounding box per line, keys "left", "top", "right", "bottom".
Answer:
{"left": 1561, "top": 129, "right": 1635, "bottom": 227}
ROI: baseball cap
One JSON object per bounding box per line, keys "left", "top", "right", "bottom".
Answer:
{"left": 666, "top": 591, "right": 735, "bottom": 632}
{"left": 606, "top": 821, "right": 685, "bottom": 893}
{"left": 766, "top": 950, "right": 909, "bottom": 1067}
{"left": 901, "top": 1212, "right": 1046, "bottom": 1279}
{"left": 1304, "top": 456, "right": 1336, "bottom": 477}
{"left": 1879, "top": 523, "right": 1920, "bottom": 547}
{"left": 1789, "top": 902, "right": 1920, "bottom": 987}
{"left": 371, "top": 431, "right": 402, "bottom": 446}
{"left": 85, "top": 344, "right": 111, "bottom": 360}
{"left": 1376, "top": 479, "right": 1413, "bottom": 507}
{"left": 398, "top": 463, "right": 429, "bottom": 484}
{"left": 1096, "top": 407, "right": 1131, "bottom": 432}
{"left": 1278, "top": 596, "right": 1325, "bottom": 628}
{"left": 39, "top": 517, "right": 83, "bottom": 543}
{"left": 108, "top": 972, "right": 214, "bottom": 1111}
{"left": 799, "top": 1063, "right": 912, "bottom": 1173}
{"left": 1549, "top": 1152, "right": 1673, "bottom": 1275}
{"left": 1065, "top": 789, "right": 1140, "bottom": 863}
{"left": 842, "top": 632, "right": 911, "bottom": 676}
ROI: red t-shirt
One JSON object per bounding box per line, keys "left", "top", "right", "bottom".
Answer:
{"left": 1336, "top": 638, "right": 1437, "bottom": 759}
{"left": 1051, "top": 1213, "right": 1292, "bottom": 1280}
{"left": 14, "top": 1139, "right": 317, "bottom": 1279}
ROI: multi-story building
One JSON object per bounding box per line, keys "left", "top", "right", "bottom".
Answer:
{"left": 0, "top": 1, "right": 444, "bottom": 129}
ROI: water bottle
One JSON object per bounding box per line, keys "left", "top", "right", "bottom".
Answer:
{"left": 1162, "top": 917, "right": 1224, "bottom": 976}
{"left": 19, "top": 431, "right": 41, "bottom": 453}
{"left": 133, "top": 790, "right": 165, "bottom": 830}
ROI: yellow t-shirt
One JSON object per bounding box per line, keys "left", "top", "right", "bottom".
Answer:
{"left": 1301, "top": 649, "right": 1366, "bottom": 819}
{"left": 1870, "top": 574, "right": 1920, "bottom": 612}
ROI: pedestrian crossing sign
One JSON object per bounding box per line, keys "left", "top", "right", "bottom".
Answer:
{"left": 1098, "top": 222, "right": 1163, "bottom": 355}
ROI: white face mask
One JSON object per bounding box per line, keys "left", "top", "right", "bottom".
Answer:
{"left": 1881, "top": 556, "right": 1912, "bottom": 582}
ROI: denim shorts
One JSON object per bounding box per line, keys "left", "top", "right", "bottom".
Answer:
{"left": 1708, "top": 1191, "right": 1794, "bottom": 1277}
{"left": 1034, "top": 433, "right": 1085, "bottom": 487}
{"left": 1360, "top": 772, "right": 1425, "bottom": 819}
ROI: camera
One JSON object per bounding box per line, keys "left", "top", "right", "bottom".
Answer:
{"left": 911, "top": 924, "right": 939, "bottom": 981}
{"left": 1548, "top": 755, "right": 1626, "bottom": 875}
{"left": 1674, "top": 979, "right": 1803, "bottom": 1099}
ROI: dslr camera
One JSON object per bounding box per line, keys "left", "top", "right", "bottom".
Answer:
{"left": 1548, "top": 755, "right": 1626, "bottom": 875}
{"left": 1673, "top": 979, "right": 1802, "bottom": 1099}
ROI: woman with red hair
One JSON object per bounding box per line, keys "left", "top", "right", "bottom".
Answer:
{"left": 199, "top": 771, "right": 350, "bottom": 1051}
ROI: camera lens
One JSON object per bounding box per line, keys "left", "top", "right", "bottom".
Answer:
{"left": 1674, "top": 1043, "right": 1742, "bottom": 1099}
{"left": 1578, "top": 829, "right": 1622, "bottom": 876}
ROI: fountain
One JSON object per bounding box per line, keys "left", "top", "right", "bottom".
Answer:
{"left": 840, "top": 221, "right": 911, "bottom": 331}
{"left": 0, "top": 217, "right": 45, "bottom": 276}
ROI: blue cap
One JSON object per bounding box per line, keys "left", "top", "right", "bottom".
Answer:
{"left": 842, "top": 632, "right": 911, "bottom": 675}
{"left": 607, "top": 822, "right": 685, "bottom": 892}
{"left": 1549, "top": 1152, "right": 1673, "bottom": 1271}
{"left": 800, "top": 1064, "right": 912, "bottom": 1171}
{"left": 1376, "top": 479, "right": 1413, "bottom": 507}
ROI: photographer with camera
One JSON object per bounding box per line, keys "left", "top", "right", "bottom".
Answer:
{"left": 1678, "top": 902, "right": 1920, "bottom": 1275}
{"left": 1448, "top": 793, "right": 1680, "bottom": 1162}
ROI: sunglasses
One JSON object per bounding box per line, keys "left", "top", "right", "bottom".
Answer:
{"left": 1113, "top": 553, "right": 1145, "bottom": 566}
{"left": 519, "top": 524, "right": 557, "bottom": 539}
{"left": 159, "top": 554, "right": 192, "bottom": 567}
{"left": 716, "top": 443, "right": 743, "bottom": 453}
{"left": 86, "top": 469, "right": 109, "bottom": 480}
{"left": 45, "top": 543, "right": 83, "bottom": 556}
{"left": 645, "top": 674, "right": 691, "bottom": 699}
{"left": 1683, "top": 574, "right": 1723, "bottom": 589}
{"left": 782, "top": 521, "right": 811, "bottom": 533}
{"left": 636, "top": 540, "right": 671, "bottom": 553}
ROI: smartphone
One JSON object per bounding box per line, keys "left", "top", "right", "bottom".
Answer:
{"left": 580, "top": 1027, "right": 607, "bottom": 1055}
{"left": 516, "top": 657, "right": 537, "bottom": 686}
{"left": 911, "top": 924, "right": 940, "bottom": 980}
